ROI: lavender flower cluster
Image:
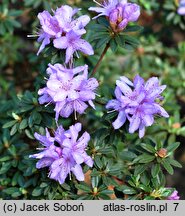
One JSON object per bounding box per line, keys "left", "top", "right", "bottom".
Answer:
{"left": 38, "top": 64, "right": 98, "bottom": 121}
{"left": 89, "top": 0, "right": 140, "bottom": 32}
{"left": 37, "top": 5, "right": 94, "bottom": 63}
{"left": 106, "top": 75, "right": 169, "bottom": 138}
{"left": 30, "top": 123, "right": 93, "bottom": 184}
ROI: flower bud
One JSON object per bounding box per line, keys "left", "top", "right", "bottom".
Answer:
{"left": 109, "top": 9, "right": 119, "bottom": 31}
{"left": 108, "top": 3, "right": 140, "bottom": 33}
{"left": 157, "top": 148, "right": 167, "bottom": 158}
{"left": 109, "top": 9, "right": 119, "bottom": 24}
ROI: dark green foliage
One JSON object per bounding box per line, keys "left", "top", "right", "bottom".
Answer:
{"left": 0, "top": 0, "right": 184, "bottom": 200}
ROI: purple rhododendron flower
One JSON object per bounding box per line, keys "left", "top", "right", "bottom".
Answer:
{"left": 178, "top": 0, "right": 185, "bottom": 15}
{"left": 89, "top": 0, "right": 140, "bottom": 32}
{"left": 36, "top": 5, "right": 93, "bottom": 63}
{"left": 53, "top": 30, "right": 94, "bottom": 64}
{"left": 38, "top": 63, "right": 99, "bottom": 121}
{"left": 106, "top": 75, "right": 169, "bottom": 138}
{"left": 30, "top": 123, "right": 93, "bottom": 184}
{"left": 167, "top": 190, "right": 180, "bottom": 200}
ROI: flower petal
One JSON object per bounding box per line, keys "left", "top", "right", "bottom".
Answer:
{"left": 71, "top": 164, "right": 84, "bottom": 181}
{"left": 47, "top": 79, "right": 61, "bottom": 90}
{"left": 62, "top": 138, "right": 72, "bottom": 148}
{"left": 154, "top": 104, "right": 169, "bottom": 118}
{"left": 36, "top": 158, "right": 54, "bottom": 169}
{"left": 142, "top": 114, "right": 154, "bottom": 127}
{"left": 84, "top": 155, "right": 93, "bottom": 167}
{"left": 112, "top": 111, "right": 126, "bottom": 129}
{"left": 65, "top": 46, "right": 75, "bottom": 64}
{"left": 54, "top": 101, "right": 65, "bottom": 121}
{"left": 116, "top": 80, "right": 132, "bottom": 96}
{"left": 139, "top": 123, "right": 145, "bottom": 138}
{"left": 129, "top": 113, "right": 140, "bottom": 133}
{"left": 53, "top": 37, "right": 68, "bottom": 49}
{"left": 54, "top": 91, "right": 68, "bottom": 102}
{"left": 77, "top": 132, "right": 90, "bottom": 149}
{"left": 123, "top": 3, "right": 140, "bottom": 22}
{"left": 71, "top": 15, "right": 90, "bottom": 33}
{"left": 72, "top": 152, "right": 84, "bottom": 164}
{"left": 67, "top": 90, "right": 79, "bottom": 101}
{"left": 74, "top": 39, "right": 94, "bottom": 55}
{"left": 79, "top": 90, "right": 95, "bottom": 101}
{"left": 60, "top": 102, "right": 74, "bottom": 118}
{"left": 37, "top": 33, "right": 51, "bottom": 55}
{"left": 81, "top": 78, "right": 99, "bottom": 90}
{"left": 133, "top": 75, "right": 144, "bottom": 91}
{"left": 73, "top": 100, "right": 88, "bottom": 114}
{"left": 106, "top": 99, "right": 121, "bottom": 110}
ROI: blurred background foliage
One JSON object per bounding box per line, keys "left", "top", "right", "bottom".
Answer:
{"left": 0, "top": 0, "right": 185, "bottom": 199}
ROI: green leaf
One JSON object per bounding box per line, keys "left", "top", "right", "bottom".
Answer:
{"left": 166, "top": 142, "right": 180, "bottom": 152}
{"left": 3, "top": 187, "right": 20, "bottom": 195}
{"left": 0, "top": 162, "right": 12, "bottom": 174}
{"left": 9, "top": 10, "right": 23, "bottom": 16}
{"left": 161, "top": 159, "right": 174, "bottom": 175}
{"left": 140, "top": 172, "right": 150, "bottom": 186}
{"left": 144, "top": 196, "right": 155, "bottom": 200}
{"left": 19, "top": 105, "right": 34, "bottom": 112}
{"left": 124, "top": 25, "right": 143, "bottom": 33}
{"left": 98, "top": 17, "right": 110, "bottom": 27}
{"left": 32, "top": 187, "right": 43, "bottom": 196}
{"left": 25, "top": 129, "right": 34, "bottom": 139}
{"left": 138, "top": 184, "right": 151, "bottom": 192}
{"left": 12, "top": 191, "right": 22, "bottom": 198}
{"left": 10, "top": 123, "right": 19, "bottom": 136}
{"left": 91, "top": 32, "right": 110, "bottom": 41}
{"left": 161, "top": 188, "right": 173, "bottom": 197}
{"left": 61, "top": 183, "right": 71, "bottom": 191}
{"left": 167, "top": 158, "right": 182, "bottom": 168}
{"left": 119, "top": 151, "right": 137, "bottom": 161}
{"left": 12, "top": 172, "right": 19, "bottom": 186}
{"left": 98, "top": 193, "right": 111, "bottom": 200}
{"left": 124, "top": 44, "right": 135, "bottom": 51}
{"left": 10, "top": 19, "right": 21, "bottom": 28}
{"left": 103, "top": 111, "right": 117, "bottom": 122}
{"left": 134, "top": 164, "right": 148, "bottom": 175}
{"left": 19, "top": 119, "right": 28, "bottom": 130}
{"left": 151, "top": 164, "right": 160, "bottom": 178}
{"left": 77, "top": 194, "right": 94, "bottom": 200}
{"left": 0, "top": 156, "right": 12, "bottom": 162}
{"left": 94, "top": 156, "right": 103, "bottom": 169}
{"left": 122, "top": 185, "right": 137, "bottom": 195}
{"left": 124, "top": 35, "right": 140, "bottom": 47}
{"left": 115, "top": 34, "right": 125, "bottom": 47}
{"left": 91, "top": 169, "right": 101, "bottom": 177}
{"left": 110, "top": 38, "right": 118, "bottom": 52}
{"left": 88, "top": 23, "right": 108, "bottom": 32}
{"left": 140, "top": 143, "right": 156, "bottom": 153}
{"left": 3, "top": 120, "right": 17, "bottom": 128}
{"left": 138, "top": 154, "right": 155, "bottom": 163}
{"left": 75, "top": 183, "right": 91, "bottom": 193}
{"left": 40, "top": 183, "right": 48, "bottom": 188}
{"left": 91, "top": 176, "right": 100, "bottom": 188}
{"left": 8, "top": 145, "right": 16, "bottom": 156}
{"left": 95, "top": 36, "right": 110, "bottom": 49}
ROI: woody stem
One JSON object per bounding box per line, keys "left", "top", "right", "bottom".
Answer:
{"left": 91, "top": 43, "right": 110, "bottom": 76}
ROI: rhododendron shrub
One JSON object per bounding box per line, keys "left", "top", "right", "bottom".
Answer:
{"left": 0, "top": 0, "right": 184, "bottom": 200}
